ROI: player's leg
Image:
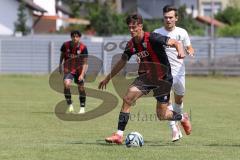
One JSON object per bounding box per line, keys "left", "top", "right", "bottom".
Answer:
{"left": 63, "top": 73, "right": 74, "bottom": 112}
{"left": 74, "top": 74, "right": 86, "bottom": 114}
{"left": 168, "top": 101, "right": 181, "bottom": 142}
{"left": 77, "top": 83, "right": 86, "bottom": 114}
{"left": 168, "top": 76, "right": 184, "bottom": 141}
{"left": 155, "top": 94, "right": 191, "bottom": 135}
{"left": 105, "top": 78, "right": 145, "bottom": 144}
{"left": 172, "top": 75, "right": 190, "bottom": 135}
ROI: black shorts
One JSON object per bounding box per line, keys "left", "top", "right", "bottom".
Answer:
{"left": 131, "top": 75, "right": 172, "bottom": 103}
{"left": 63, "top": 73, "right": 85, "bottom": 84}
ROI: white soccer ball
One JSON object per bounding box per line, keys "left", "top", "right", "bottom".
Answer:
{"left": 125, "top": 132, "right": 144, "bottom": 147}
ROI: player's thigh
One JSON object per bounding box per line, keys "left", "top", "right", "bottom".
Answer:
{"left": 172, "top": 75, "right": 185, "bottom": 96}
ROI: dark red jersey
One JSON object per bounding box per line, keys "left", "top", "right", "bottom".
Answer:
{"left": 60, "top": 41, "right": 88, "bottom": 74}
{"left": 122, "top": 32, "right": 172, "bottom": 82}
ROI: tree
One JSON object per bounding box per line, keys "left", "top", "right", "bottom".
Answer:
{"left": 14, "top": 0, "right": 30, "bottom": 35}
{"left": 177, "top": 5, "right": 204, "bottom": 35}
{"left": 215, "top": 6, "right": 240, "bottom": 25}
{"left": 215, "top": 6, "right": 240, "bottom": 37}
{"left": 60, "top": 0, "right": 82, "bottom": 18}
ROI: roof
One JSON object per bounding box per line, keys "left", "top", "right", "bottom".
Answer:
{"left": 196, "top": 16, "right": 226, "bottom": 27}
{"left": 17, "top": 0, "right": 47, "bottom": 13}
{"left": 56, "top": 4, "right": 72, "bottom": 16}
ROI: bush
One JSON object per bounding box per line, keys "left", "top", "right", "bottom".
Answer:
{"left": 217, "top": 23, "right": 240, "bottom": 37}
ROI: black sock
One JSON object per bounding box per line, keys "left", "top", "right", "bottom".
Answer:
{"left": 117, "top": 112, "right": 130, "bottom": 131}
{"left": 79, "top": 91, "right": 86, "bottom": 107}
{"left": 171, "top": 111, "right": 182, "bottom": 121}
{"left": 64, "top": 88, "right": 72, "bottom": 105}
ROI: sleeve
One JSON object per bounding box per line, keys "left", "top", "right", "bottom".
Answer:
{"left": 122, "top": 41, "right": 134, "bottom": 61}
{"left": 150, "top": 32, "right": 170, "bottom": 46}
{"left": 60, "top": 43, "right": 66, "bottom": 52}
{"left": 82, "top": 46, "right": 88, "bottom": 58}
{"left": 182, "top": 30, "right": 191, "bottom": 47}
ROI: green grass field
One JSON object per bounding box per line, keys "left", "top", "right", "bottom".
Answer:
{"left": 0, "top": 75, "right": 240, "bottom": 160}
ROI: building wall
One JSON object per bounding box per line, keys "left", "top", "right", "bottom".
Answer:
{"left": 0, "top": 0, "right": 32, "bottom": 35}
{"left": 198, "top": 0, "right": 230, "bottom": 16}
{"left": 33, "top": 0, "right": 56, "bottom": 16}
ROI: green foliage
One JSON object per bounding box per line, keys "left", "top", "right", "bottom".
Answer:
{"left": 143, "top": 19, "right": 163, "bottom": 32}
{"left": 215, "top": 6, "right": 240, "bottom": 25}
{"left": 88, "top": 3, "right": 115, "bottom": 36}
{"left": 61, "top": 0, "right": 82, "bottom": 17}
{"left": 215, "top": 7, "right": 240, "bottom": 37}
{"left": 217, "top": 23, "right": 240, "bottom": 37}
{"left": 87, "top": 2, "right": 129, "bottom": 36}
{"left": 14, "top": 0, "right": 30, "bottom": 35}
{"left": 112, "top": 13, "right": 129, "bottom": 35}
{"left": 177, "top": 5, "right": 204, "bottom": 35}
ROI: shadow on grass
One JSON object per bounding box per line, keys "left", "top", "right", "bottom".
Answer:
{"left": 65, "top": 140, "right": 240, "bottom": 147}
{"left": 205, "top": 144, "right": 240, "bottom": 147}
{"left": 66, "top": 140, "right": 122, "bottom": 146}
{"left": 31, "top": 112, "right": 54, "bottom": 114}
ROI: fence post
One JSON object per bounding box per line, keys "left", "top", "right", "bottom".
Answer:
{"left": 208, "top": 38, "right": 215, "bottom": 75}
{"left": 48, "top": 41, "right": 54, "bottom": 74}
{"left": 101, "top": 39, "right": 105, "bottom": 75}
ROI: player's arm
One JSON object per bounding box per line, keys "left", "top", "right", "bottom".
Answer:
{"left": 186, "top": 45, "right": 195, "bottom": 57}
{"left": 151, "top": 32, "right": 185, "bottom": 59}
{"left": 59, "top": 43, "right": 66, "bottom": 74}
{"left": 167, "top": 39, "right": 185, "bottom": 59}
{"left": 79, "top": 47, "right": 88, "bottom": 81}
{"left": 98, "top": 57, "right": 127, "bottom": 90}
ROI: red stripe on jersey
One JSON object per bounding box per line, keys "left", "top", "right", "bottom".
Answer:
{"left": 143, "top": 32, "right": 165, "bottom": 80}
{"left": 63, "top": 41, "right": 86, "bottom": 75}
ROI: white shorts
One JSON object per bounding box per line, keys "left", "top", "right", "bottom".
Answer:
{"left": 172, "top": 75, "right": 185, "bottom": 96}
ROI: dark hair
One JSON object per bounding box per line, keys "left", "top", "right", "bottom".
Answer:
{"left": 70, "top": 30, "right": 81, "bottom": 37}
{"left": 163, "top": 5, "right": 178, "bottom": 17}
{"left": 126, "top": 13, "right": 143, "bottom": 25}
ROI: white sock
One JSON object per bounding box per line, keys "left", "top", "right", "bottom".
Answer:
{"left": 173, "top": 103, "right": 183, "bottom": 114}
{"left": 168, "top": 104, "right": 176, "bottom": 129}
{"left": 117, "top": 130, "right": 123, "bottom": 136}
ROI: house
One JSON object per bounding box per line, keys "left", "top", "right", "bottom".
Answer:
{"left": 0, "top": 0, "right": 90, "bottom": 35}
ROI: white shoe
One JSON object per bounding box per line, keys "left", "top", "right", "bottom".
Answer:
{"left": 177, "top": 123, "right": 183, "bottom": 139}
{"left": 172, "top": 129, "right": 180, "bottom": 142}
{"left": 78, "top": 107, "right": 85, "bottom": 114}
{"left": 171, "top": 123, "right": 183, "bottom": 142}
{"left": 68, "top": 104, "right": 74, "bottom": 113}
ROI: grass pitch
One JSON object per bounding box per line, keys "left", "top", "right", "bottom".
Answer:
{"left": 0, "top": 75, "right": 240, "bottom": 160}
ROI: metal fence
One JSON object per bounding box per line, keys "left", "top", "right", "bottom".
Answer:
{"left": 0, "top": 35, "right": 240, "bottom": 75}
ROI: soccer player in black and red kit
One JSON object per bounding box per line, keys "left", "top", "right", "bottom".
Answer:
{"left": 98, "top": 13, "right": 191, "bottom": 144}
{"left": 59, "top": 31, "right": 88, "bottom": 114}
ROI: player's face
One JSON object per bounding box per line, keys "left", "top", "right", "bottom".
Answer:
{"left": 71, "top": 34, "right": 80, "bottom": 44}
{"left": 128, "top": 22, "right": 143, "bottom": 38}
{"left": 163, "top": 10, "right": 178, "bottom": 30}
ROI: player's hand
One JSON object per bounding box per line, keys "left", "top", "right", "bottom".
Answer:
{"left": 186, "top": 49, "right": 195, "bottom": 57}
{"left": 98, "top": 78, "right": 110, "bottom": 90}
{"left": 177, "top": 51, "right": 185, "bottom": 59}
{"left": 78, "top": 75, "right": 84, "bottom": 83}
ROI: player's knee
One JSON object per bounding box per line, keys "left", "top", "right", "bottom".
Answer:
{"left": 64, "top": 81, "right": 71, "bottom": 88}
{"left": 123, "top": 96, "right": 135, "bottom": 106}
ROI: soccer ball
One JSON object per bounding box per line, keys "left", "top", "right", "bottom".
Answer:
{"left": 125, "top": 132, "right": 144, "bottom": 147}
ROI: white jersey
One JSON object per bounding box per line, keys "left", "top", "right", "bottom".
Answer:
{"left": 154, "top": 27, "right": 191, "bottom": 76}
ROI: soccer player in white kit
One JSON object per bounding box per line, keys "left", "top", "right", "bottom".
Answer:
{"left": 154, "top": 5, "right": 195, "bottom": 142}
